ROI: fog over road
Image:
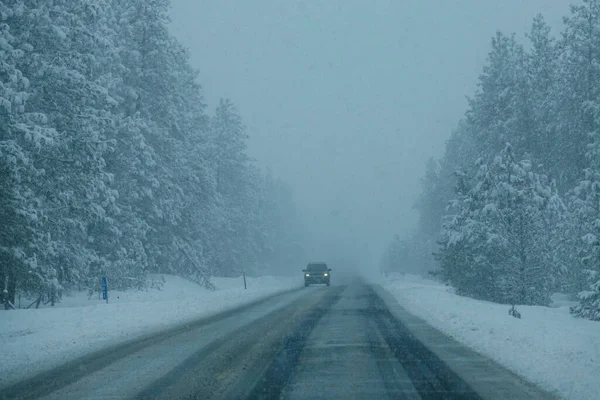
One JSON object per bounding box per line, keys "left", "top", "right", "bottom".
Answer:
{"left": 1, "top": 282, "right": 554, "bottom": 400}
{"left": 169, "top": 0, "right": 573, "bottom": 268}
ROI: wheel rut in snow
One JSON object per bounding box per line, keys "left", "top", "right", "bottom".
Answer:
{"left": 366, "top": 286, "right": 481, "bottom": 400}
{"left": 139, "top": 286, "right": 343, "bottom": 400}
{"left": 275, "top": 283, "right": 482, "bottom": 400}
{"left": 243, "top": 289, "right": 342, "bottom": 400}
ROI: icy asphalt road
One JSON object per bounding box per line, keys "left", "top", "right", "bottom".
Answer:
{"left": 0, "top": 281, "right": 556, "bottom": 400}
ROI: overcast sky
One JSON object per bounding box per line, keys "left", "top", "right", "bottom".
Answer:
{"left": 170, "top": 1, "right": 573, "bottom": 266}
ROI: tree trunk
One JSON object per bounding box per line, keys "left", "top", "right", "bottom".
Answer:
{"left": 519, "top": 238, "right": 527, "bottom": 305}
{"left": 6, "top": 267, "right": 17, "bottom": 310}
{"left": 0, "top": 264, "right": 6, "bottom": 310}
{"left": 1, "top": 263, "right": 17, "bottom": 310}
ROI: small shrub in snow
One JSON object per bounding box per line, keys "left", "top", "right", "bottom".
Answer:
{"left": 571, "top": 270, "right": 600, "bottom": 321}
{"left": 509, "top": 305, "right": 521, "bottom": 319}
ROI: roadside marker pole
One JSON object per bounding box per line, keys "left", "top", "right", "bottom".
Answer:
{"left": 101, "top": 276, "right": 108, "bottom": 304}
{"left": 243, "top": 271, "right": 247, "bottom": 290}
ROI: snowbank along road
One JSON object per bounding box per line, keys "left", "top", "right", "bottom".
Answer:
{"left": 0, "top": 281, "right": 556, "bottom": 400}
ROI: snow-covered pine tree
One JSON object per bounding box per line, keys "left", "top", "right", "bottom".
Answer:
{"left": 488, "top": 144, "right": 564, "bottom": 306}
{"left": 11, "top": 0, "right": 124, "bottom": 294}
{"left": 109, "top": 0, "right": 220, "bottom": 285}
{"left": 439, "top": 159, "right": 503, "bottom": 301}
{"left": 172, "top": 111, "right": 216, "bottom": 287}
{"left": 568, "top": 44, "right": 600, "bottom": 320}
{"left": 111, "top": 0, "right": 186, "bottom": 277}
{"left": 0, "top": 0, "right": 306, "bottom": 300}
{"left": 206, "top": 99, "right": 253, "bottom": 276}
{"left": 79, "top": 1, "right": 154, "bottom": 291}
{"left": 555, "top": 0, "right": 600, "bottom": 321}
{"left": 525, "top": 14, "right": 562, "bottom": 186}
{"left": 439, "top": 144, "right": 564, "bottom": 306}
{"left": 569, "top": 167, "right": 600, "bottom": 320}
{"left": 408, "top": 8, "right": 600, "bottom": 317}
{"left": 408, "top": 123, "right": 478, "bottom": 279}
{"left": 0, "top": 2, "right": 56, "bottom": 307}
{"left": 468, "top": 32, "right": 532, "bottom": 161}
{"left": 557, "top": 0, "right": 600, "bottom": 191}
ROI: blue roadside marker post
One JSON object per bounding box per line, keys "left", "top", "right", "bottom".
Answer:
{"left": 101, "top": 276, "right": 108, "bottom": 304}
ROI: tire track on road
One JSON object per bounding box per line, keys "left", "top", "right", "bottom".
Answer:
{"left": 367, "top": 286, "right": 481, "bottom": 400}
{"left": 244, "top": 288, "right": 342, "bottom": 400}
{"left": 140, "top": 286, "right": 343, "bottom": 400}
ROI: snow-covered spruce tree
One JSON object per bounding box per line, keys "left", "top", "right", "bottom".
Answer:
{"left": 467, "top": 32, "right": 532, "bottom": 162}
{"left": 488, "top": 144, "right": 565, "bottom": 306}
{"left": 569, "top": 167, "right": 600, "bottom": 320}
{"left": 412, "top": 8, "right": 600, "bottom": 313}
{"left": 109, "top": 0, "right": 187, "bottom": 279}
{"left": 0, "top": 0, "right": 305, "bottom": 298}
{"left": 406, "top": 127, "right": 475, "bottom": 279}
{"left": 525, "top": 14, "right": 563, "bottom": 188}
{"left": 79, "top": 1, "right": 154, "bottom": 291}
{"left": 439, "top": 144, "right": 564, "bottom": 306}
{"left": 524, "top": 15, "right": 576, "bottom": 293}
{"left": 555, "top": 0, "right": 600, "bottom": 191}
{"left": 11, "top": 0, "right": 125, "bottom": 294}
{"left": 439, "top": 162, "right": 502, "bottom": 301}
{"left": 568, "top": 83, "right": 600, "bottom": 320}
{"left": 555, "top": 0, "right": 600, "bottom": 321}
{"left": 172, "top": 108, "right": 216, "bottom": 287}
{"left": 206, "top": 99, "right": 254, "bottom": 277}
{"left": 110, "top": 0, "right": 223, "bottom": 287}
{"left": 0, "top": 2, "right": 56, "bottom": 308}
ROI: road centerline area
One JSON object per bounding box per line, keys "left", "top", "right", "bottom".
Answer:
{"left": 245, "top": 288, "right": 343, "bottom": 400}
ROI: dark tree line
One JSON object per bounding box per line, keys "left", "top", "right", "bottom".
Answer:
{"left": 0, "top": 0, "right": 305, "bottom": 309}
{"left": 382, "top": 1, "right": 600, "bottom": 320}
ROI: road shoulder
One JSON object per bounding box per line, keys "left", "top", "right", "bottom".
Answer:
{"left": 0, "top": 286, "right": 305, "bottom": 400}
{"left": 372, "top": 284, "right": 559, "bottom": 400}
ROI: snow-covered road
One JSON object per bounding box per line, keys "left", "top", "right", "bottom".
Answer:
{"left": 0, "top": 275, "right": 301, "bottom": 388}
{"left": 2, "top": 274, "right": 594, "bottom": 399}
{"left": 1, "top": 281, "right": 554, "bottom": 400}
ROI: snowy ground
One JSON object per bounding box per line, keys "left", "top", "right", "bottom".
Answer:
{"left": 378, "top": 273, "right": 599, "bottom": 400}
{"left": 0, "top": 274, "right": 301, "bottom": 387}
